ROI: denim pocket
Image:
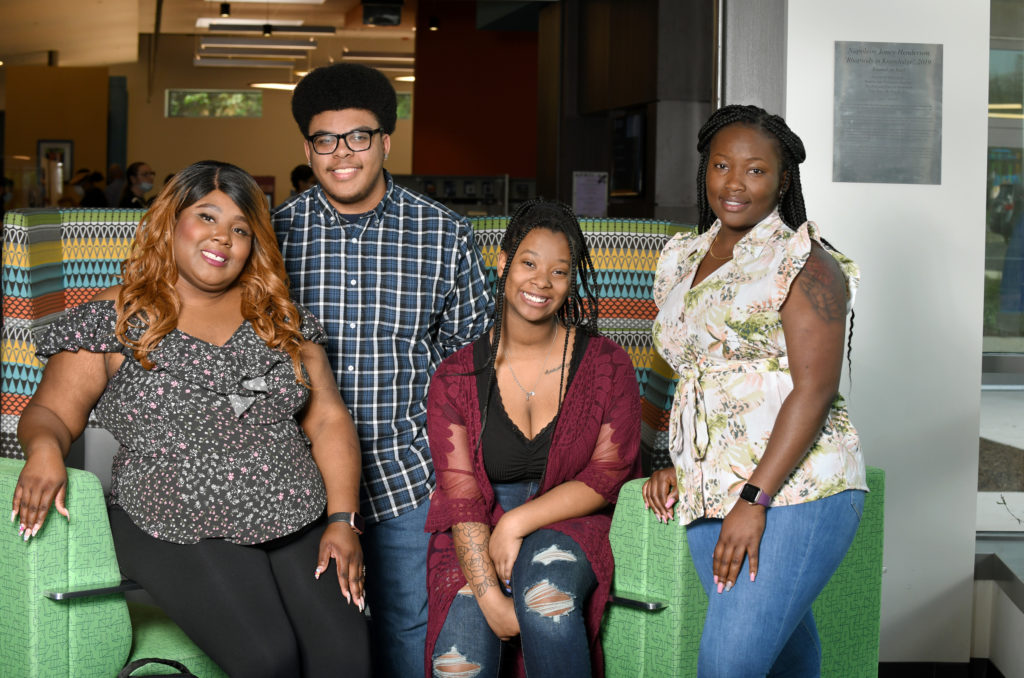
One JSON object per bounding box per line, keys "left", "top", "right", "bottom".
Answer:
{"left": 848, "top": 489, "right": 866, "bottom": 520}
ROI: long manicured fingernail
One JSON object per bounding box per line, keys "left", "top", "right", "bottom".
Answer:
{"left": 313, "top": 567, "right": 321, "bottom": 580}
{"left": 716, "top": 581, "right": 723, "bottom": 594}
{"left": 31, "top": 524, "right": 40, "bottom": 537}
{"left": 713, "top": 575, "right": 718, "bottom": 585}
{"left": 750, "top": 572, "right": 756, "bottom": 582}
{"left": 10, "top": 510, "right": 16, "bottom": 523}
{"left": 18, "top": 523, "right": 25, "bottom": 536}
{"left": 358, "top": 598, "right": 365, "bottom": 613}
{"left": 24, "top": 529, "right": 31, "bottom": 542}
{"left": 724, "top": 581, "right": 733, "bottom": 593}
{"left": 344, "top": 591, "right": 351, "bottom": 605}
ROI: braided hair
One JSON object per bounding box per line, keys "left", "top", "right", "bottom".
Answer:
{"left": 696, "top": 104, "right": 856, "bottom": 379}
{"left": 471, "top": 199, "right": 601, "bottom": 449}
{"left": 696, "top": 105, "right": 808, "bottom": 232}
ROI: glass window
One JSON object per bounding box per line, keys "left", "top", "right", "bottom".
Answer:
{"left": 979, "top": 0, "right": 1024, "bottom": 532}
{"left": 165, "top": 90, "right": 263, "bottom": 118}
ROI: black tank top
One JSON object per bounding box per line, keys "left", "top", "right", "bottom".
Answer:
{"left": 474, "top": 331, "right": 589, "bottom": 483}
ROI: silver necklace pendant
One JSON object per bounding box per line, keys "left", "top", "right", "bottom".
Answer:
{"left": 526, "top": 391, "right": 535, "bottom": 401}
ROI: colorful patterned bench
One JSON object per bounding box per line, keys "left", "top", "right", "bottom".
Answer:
{"left": 1, "top": 208, "right": 690, "bottom": 473}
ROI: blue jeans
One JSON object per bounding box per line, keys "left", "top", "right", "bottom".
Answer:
{"left": 687, "top": 489, "right": 865, "bottom": 678}
{"left": 432, "top": 481, "right": 596, "bottom": 678}
{"left": 361, "top": 498, "right": 431, "bottom": 678}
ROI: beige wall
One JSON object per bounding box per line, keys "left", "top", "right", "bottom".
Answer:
{"left": 5, "top": 65, "right": 109, "bottom": 178}
{"left": 108, "top": 35, "right": 412, "bottom": 204}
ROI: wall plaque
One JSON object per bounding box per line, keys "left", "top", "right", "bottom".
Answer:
{"left": 833, "top": 41, "right": 943, "bottom": 184}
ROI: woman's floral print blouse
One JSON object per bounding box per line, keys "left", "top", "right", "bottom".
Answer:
{"left": 652, "top": 210, "right": 867, "bottom": 525}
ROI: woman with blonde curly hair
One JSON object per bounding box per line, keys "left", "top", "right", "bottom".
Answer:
{"left": 11, "top": 160, "right": 370, "bottom": 677}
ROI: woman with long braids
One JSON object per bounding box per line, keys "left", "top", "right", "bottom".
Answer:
{"left": 642, "top": 105, "right": 866, "bottom": 677}
{"left": 424, "top": 200, "right": 641, "bottom": 678}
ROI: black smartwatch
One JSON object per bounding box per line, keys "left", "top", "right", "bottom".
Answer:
{"left": 327, "top": 511, "right": 365, "bottom": 535}
{"left": 740, "top": 483, "right": 772, "bottom": 507}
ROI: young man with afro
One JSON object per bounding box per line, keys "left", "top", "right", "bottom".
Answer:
{"left": 273, "top": 63, "right": 493, "bottom": 677}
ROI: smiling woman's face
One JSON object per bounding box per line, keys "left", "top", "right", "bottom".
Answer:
{"left": 705, "top": 123, "right": 786, "bottom": 232}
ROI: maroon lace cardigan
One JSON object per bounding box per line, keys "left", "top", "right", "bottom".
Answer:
{"left": 424, "top": 334, "right": 641, "bottom": 677}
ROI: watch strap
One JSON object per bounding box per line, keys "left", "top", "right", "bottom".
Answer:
{"left": 741, "top": 483, "right": 772, "bottom": 507}
{"left": 326, "top": 511, "right": 365, "bottom": 535}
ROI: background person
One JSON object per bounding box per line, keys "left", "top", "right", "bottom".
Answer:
{"left": 290, "top": 164, "right": 317, "bottom": 195}
{"left": 119, "top": 161, "right": 156, "bottom": 208}
{"left": 71, "top": 169, "right": 109, "bottom": 207}
{"left": 11, "top": 160, "right": 370, "bottom": 678}
{"left": 425, "top": 200, "right": 641, "bottom": 678}
{"left": 642, "top": 105, "right": 866, "bottom": 678}
{"left": 273, "top": 63, "right": 492, "bottom": 677}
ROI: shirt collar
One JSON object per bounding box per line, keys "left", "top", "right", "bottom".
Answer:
{"left": 706, "top": 209, "right": 787, "bottom": 264}
{"left": 309, "top": 169, "right": 395, "bottom": 225}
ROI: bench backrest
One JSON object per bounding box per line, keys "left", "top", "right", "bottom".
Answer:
{"left": 1, "top": 208, "right": 685, "bottom": 471}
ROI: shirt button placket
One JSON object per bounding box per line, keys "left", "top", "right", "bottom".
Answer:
{"left": 344, "top": 231, "right": 359, "bottom": 379}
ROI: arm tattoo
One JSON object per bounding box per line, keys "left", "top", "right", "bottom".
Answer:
{"left": 796, "top": 252, "right": 846, "bottom": 323}
{"left": 453, "top": 522, "right": 500, "bottom": 597}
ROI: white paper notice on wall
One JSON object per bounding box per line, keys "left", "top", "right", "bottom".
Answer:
{"left": 833, "top": 41, "right": 943, "bottom": 185}
{"left": 573, "top": 171, "right": 608, "bottom": 218}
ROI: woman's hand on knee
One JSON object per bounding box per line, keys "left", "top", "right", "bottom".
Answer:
{"left": 481, "top": 595, "right": 520, "bottom": 641}
{"left": 713, "top": 502, "right": 766, "bottom": 593}
{"left": 316, "top": 523, "right": 365, "bottom": 611}
{"left": 489, "top": 512, "right": 525, "bottom": 584}
{"left": 642, "top": 467, "right": 678, "bottom": 524}
{"left": 11, "top": 450, "right": 69, "bottom": 541}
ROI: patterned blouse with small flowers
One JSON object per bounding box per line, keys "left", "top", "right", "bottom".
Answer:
{"left": 37, "top": 300, "right": 329, "bottom": 545}
{"left": 652, "top": 210, "right": 867, "bottom": 525}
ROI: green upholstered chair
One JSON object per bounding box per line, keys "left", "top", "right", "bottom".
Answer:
{"left": 0, "top": 457, "right": 227, "bottom": 677}
{"left": 602, "top": 467, "right": 886, "bottom": 678}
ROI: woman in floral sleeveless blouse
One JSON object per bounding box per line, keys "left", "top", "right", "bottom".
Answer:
{"left": 643, "top": 105, "right": 867, "bottom": 677}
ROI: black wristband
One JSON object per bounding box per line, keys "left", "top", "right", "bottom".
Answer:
{"left": 326, "top": 511, "right": 365, "bottom": 535}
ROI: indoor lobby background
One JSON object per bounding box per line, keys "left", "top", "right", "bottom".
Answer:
{"left": 1, "top": 0, "right": 1022, "bottom": 675}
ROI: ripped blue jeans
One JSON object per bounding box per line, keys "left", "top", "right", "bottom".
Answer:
{"left": 432, "top": 481, "right": 596, "bottom": 678}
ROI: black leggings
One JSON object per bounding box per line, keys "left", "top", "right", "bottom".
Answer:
{"left": 109, "top": 507, "right": 370, "bottom": 678}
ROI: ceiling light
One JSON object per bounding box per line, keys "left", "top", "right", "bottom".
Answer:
{"left": 215, "top": 23, "right": 336, "bottom": 35}
{"left": 342, "top": 52, "right": 414, "bottom": 64}
{"left": 263, "top": 24, "right": 272, "bottom": 37}
{"left": 197, "top": 18, "right": 303, "bottom": 29}
{"left": 200, "top": 36, "right": 318, "bottom": 50}
{"left": 193, "top": 57, "right": 295, "bottom": 68}
{"left": 989, "top": 103, "right": 1023, "bottom": 110}
{"left": 428, "top": 17, "right": 439, "bottom": 31}
{"left": 220, "top": 3, "right": 230, "bottom": 17}
{"left": 250, "top": 82, "right": 299, "bottom": 90}
{"left": 205, "top": 0, "right": 325, "bottom": 4}
{"left": 395, "top": 75, "right": 415, "bottom": 82}
{"left": 199, "top": 47, "right": 309, "bottom": 59}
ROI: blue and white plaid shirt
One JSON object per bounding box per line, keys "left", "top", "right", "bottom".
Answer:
{"left": 273, "top": 172, "right": 493, "bottom": 524}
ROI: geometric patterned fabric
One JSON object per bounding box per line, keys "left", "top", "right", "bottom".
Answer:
{"left": 602, "top": 467, "right": 886, "bottom": 678}
{"left": 1, "top": 208, "right": 141, "bottom": 460}
{"left": 468, "top": 216, "right": 690, "bottom": 473}
{"left": 2, "top": 208, "right": 688, "bottom": 472}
